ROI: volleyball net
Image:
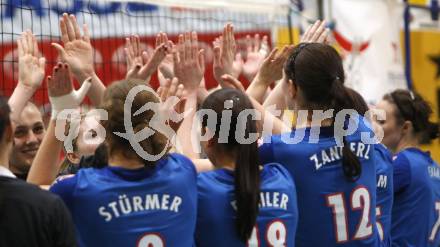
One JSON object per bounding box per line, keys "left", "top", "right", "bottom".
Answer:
{"left": 0, "top": 0, "right": 299, "bottom": 110}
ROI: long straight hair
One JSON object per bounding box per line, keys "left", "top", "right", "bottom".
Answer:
{"left": 200, "top": 88, "right": 261, "bottom": 242}
{"left": 284, "top": 43, "right": 361, "bottom": 181}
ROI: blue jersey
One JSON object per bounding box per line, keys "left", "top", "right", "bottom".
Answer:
{"left": 374, "top": 144, "right": 393, "bottom": 247}
{"left": 195, "top": 163, "right": 298, "bottom": 247}
{"left": 391, "top": 148, "right": 440, "bottom": 247}
{"left": 259, "top": 116, "right": 379, "bottom": 246}
{"left": 50, "top": 153, "right": 197, "bottom": 247}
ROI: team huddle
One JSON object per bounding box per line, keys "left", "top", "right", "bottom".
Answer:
{"left": 1, "top": 12, "right": 440, "bottom": 247}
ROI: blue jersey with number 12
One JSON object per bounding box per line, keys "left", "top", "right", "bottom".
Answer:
{"left": 259, "top": 116, "right": 380, "bottom": 246}
{"left": 196, "top": 163, "right": 298, "bottom": 247}
{"left": 50, "top": 153, "right": 197, "bottom": 247}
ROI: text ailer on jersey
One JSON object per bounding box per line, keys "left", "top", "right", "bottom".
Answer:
{"left": 310, "top": 142, "right": 371, "bottom": 170}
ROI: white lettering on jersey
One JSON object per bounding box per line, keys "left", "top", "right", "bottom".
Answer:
{"left": 231, "top": 192, "right": 289, "bottom": 211}
{"left": 310, "top": 142, "right": 372, "bottom": 170}
{"left": 98, "top": 194, "right": 183, "bottom": 222}
{"left": 377, "top": 175, "right": 387, "bottom": 189}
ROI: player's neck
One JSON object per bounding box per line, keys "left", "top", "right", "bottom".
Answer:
{"left": 0, "top": 153, "right": 9, "bottom": 171}
{"left": 108, "top": 153, "right": 144, "bottom": 169}
{"left": 395, "top": 136, "right": 420, "bottom": 154}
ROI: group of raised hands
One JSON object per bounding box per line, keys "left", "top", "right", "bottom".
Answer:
{"left": 11, "top": 11, "right": 330, "bottom": 130}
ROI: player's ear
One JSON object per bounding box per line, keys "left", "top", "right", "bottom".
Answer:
{"left": 402, "top": 120, "right": 414, "bottom": 137}
{"left": 67, "top": 152, "right": 81, "bottom": 164}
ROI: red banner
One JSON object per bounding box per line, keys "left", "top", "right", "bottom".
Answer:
{"left": 1, "top": 31, "right": 271, "bottom": 106}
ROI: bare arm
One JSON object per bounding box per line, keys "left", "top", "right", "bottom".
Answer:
{"left": 27, "top": 63, "right": 90, "bottom": 185}
{"left": 8, "top": 31, "right": 45, "bottom": 122}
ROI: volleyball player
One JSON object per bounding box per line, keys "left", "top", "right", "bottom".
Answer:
{"left": 375, "top": 89, "right": 440, "bottom": 246}
{"left": 43, "top": 68, "right": 197, "bottom": 246}
{"left": 194, "top": 88, "right": 298, "bottom": 246}
{"left": 259, "top": 43, "right": 380, "bottom": 246}
{"left": 347, "top": 88, "right": 394, "bottom": 246}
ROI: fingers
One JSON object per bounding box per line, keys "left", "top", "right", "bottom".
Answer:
{"left": 184, "top": 32, "right": 191, "bottom": 62}
{"left": 26, "top": 30, "right": 34, "bottom": 55}
{"left": 32, "top": 33, "right": 39, "bottom": 57}
{"left": 254, "top": 34, "right": 261, "bottom": 52}
{"left": 246, "top": 34, "right": 252, "bottom": 53}
{"left": 74, "top": 77, "right": 92, "bottom": 103}
{"left": 264, "top": 48, "right": 279, "bottom": 64}
{"left": 213, "top": 46, "right": 221, "bottom": 67}
{"left": 317, "top": 28, "right": 330, "bottom": 43}
{"left": 63, "top": 13, "right": 75, "bottom": 41}
{"left": 70, "top": 14, "right": 82, "bottom": 40}
{"left": 306, "top": 20, "right": 321, "bottom": 42}
{"left": 167, "top": 76, "right": 178, "bottom": 99}
{"left": 310, "top": 20, "right": 327, "bottom": 42}
{"left": 197, "top": 49, "right": 205, "bottom": 73}
{"left": 191, "top": 31, "right": 198, "bottom": 61}
{"left": 59, "top": 18, "right": 69, "bottom": 44}
{"left": 178, "top": 34, "right": 184, "bottom": 64}
{"left": 51, "top": 43, "right": 68, "bottom": 60}
{"left": 38, "top": 57, "right": 46, "bottom": 70}
{"left": 17, "top": 35, "right": 24, "bottom": 57}
{"left": 82, "top": 24, "right": 91, "bottom": 43}
{"left": 135, "top": 35, "right": 140, "bottom": 57}
{"left": 301, "top": 23, "right": 313, "bottom": 42}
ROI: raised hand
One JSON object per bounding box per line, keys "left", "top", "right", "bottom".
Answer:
{"left": 126, "top": 33, "right": 172, "bottom": 84}
{"left": 157, "top": 32, "right": 175, "bottom": 80}
{"left": 301, "top": 20, "right": 330, "bottom": 44}
{"left": 47, "top": 63, "right": 91, "bottom": 119}
{"left": 213, "top": 23, "right": 236, "bottom": 85}
{"left": 173, "top": 31, "right": 205, "bottom": 91}
{"left": 51, "top": 13, "right": 94, "bottom": 82}
{"left": 242, "top": 34, "right": 269, "bottom": 81}
{"left": 255, "top": 45, "right": 294, "bottom": 85}
{"left": 17, "top": 30, "right": 46, "bottom": 90}
{"left": 157, "top": 77, "right": 186, "bottom": 132}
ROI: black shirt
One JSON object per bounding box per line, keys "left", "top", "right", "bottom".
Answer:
{"left": 0, "top": 176, "right": 76, "bottom": 247}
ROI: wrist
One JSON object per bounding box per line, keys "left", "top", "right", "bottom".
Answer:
{"left": 17, "top": 81, "right": 39, "bottom": 93}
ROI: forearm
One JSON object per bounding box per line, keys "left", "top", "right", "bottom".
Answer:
{"left": 27, "top": 120, "right": 63, "bottom": 185}
{"left": 246, "top": 74, "right": 270, "bottom": 103}
{"left": 176, "top": 91, "right": 200, "bottom": 159}
{"left": 250, "top": 96, "right": 289, "bottom": 136}
{"left": 8, "top": 83, "right": 37, "bottom": 122}
{"left": 263, "top": 81, "right": 286, "bottom": 112}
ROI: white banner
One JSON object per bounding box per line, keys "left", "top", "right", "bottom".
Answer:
{"left": 330, "top": 0, "right": 407, "bottom": 104}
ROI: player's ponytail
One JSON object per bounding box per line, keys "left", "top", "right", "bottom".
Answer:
{"left": 200, "top": 88, "right": 261, "bottom": 242}
{"left": 284, "top": 43, "right": 361, "bottom": 181}
{"left": 330, "top": 78, "right": 362, "bottom": 181}
{"left": 234, "top": 103, "right": 260, "bottom": 242}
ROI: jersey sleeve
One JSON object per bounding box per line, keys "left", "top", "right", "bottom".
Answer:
{"left": 258, "top": 136, "right": 275, "bottom": 165}
{"left": 393, "top": 153, "right": 411, "bottom": 194}
{"left": 170, "top": 153, "right": 197, "bottom": 178}
{"left": 49, "top": 175, "right": 78, "bottom": 211}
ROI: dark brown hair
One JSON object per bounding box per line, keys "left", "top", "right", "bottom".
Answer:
{"left": 200, "top": 88, "right": 260, "bottom": 242}
{"left": 284, "top": 43, "right": 361, "bottom": 181}
{"left": 384, "top": 89, "right": 439, "bottom": 143}
{"left": 0, "top": 96, "right": 11, "bottom": 141}
{"left": 100, "top": 80, "right": 170, "bottom": 166}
